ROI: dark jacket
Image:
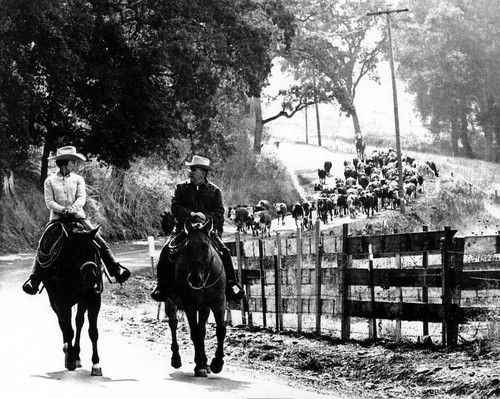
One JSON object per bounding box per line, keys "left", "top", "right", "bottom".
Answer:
{"left": 171, "top": 179, "right": 225, "bottom": 235}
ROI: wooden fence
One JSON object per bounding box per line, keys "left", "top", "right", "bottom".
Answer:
{"left": 226, "top": 222, "right": 500, "bottom": 346}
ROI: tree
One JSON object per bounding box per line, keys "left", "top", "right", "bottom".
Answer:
{"left": 280, "top": 0, "right": 388, "bottom": 141}
{"left": 0, "top": 0, "right": 293, "bottom": 183}
{"left": 396, "top": 0, "right": 500, "bottom": 160}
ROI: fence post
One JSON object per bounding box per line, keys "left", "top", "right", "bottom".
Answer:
{"left": 441, "top": 226, "right": 456, "bottom": 346}
{"left": 394, "top": 228, "right": 403, "bottom": 342}
{"left": 235, "top": 232, "right": 247, "bottom": 326}
{"left": 258, "top": 239, "right": 266, "bottom": 328}
{"left": 275, "top": 232, "right": 283, "bottom": 331}
{"left": 315, "top": 220, "right": 323, "bottom": 334}
{"left": 368, "top": 243, "right": 377, "bottom": 340}
{"left": 339, "top": 223, "right": 350, "bottom": 341}
{"left": 296, "top": 227, "right": 303, "bottom": 333}
{"left": 422, "top": 225, "right": 429, "bottom": 336}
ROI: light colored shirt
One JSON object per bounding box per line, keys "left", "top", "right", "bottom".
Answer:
{"left": 44, "top": 172, "right": 86, "bottom": 221}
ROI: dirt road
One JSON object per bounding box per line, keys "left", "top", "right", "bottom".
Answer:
{"left": 0, "top": 249, "right": 331, "bottom": 399}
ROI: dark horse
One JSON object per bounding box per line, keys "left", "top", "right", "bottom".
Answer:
{"left": 356, "top": 137, "right": 366, "bottom": 160}
{"left": 165, "top": 218, "right": 226, "bottom": 377}
{"left": 40, "top": 222, "right": 103, "bottom": 376}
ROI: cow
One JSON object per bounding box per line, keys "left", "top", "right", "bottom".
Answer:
{"left": 291, "top": 203, "right": 305, "bottom": 230}
{"left": 358, "top": 174, "right": 369, "bottom": 190}
{"left": 318, "top": 169, "right": 327, "bottom": 185}
{"left": 359, "top": 191, "right": 378, "bottom": 217}
{"left": 253, "top": 211, "right": 272, "bottom": 238}
{"left": 275, "top": 203, "right": 287, "bottom": 225}
{"left": 303, "top": 215, "right": 314, "bottom": 231}
{"left": 324, "top": 161, "right": 333, "bottom": 176}
{"left": 160, "top": 211, "right": 175, "bottom": 236}
{"left": 317, "top": 197, "right": 333, "bottom": 223}
{"left": 426, "top": 160, "right": 439, "bottom": 178}
{"left": 233, "top": 206, "right": 251, "bottom": 234}
{"left": 255, "top": 199, "right": 271, "bottom": 212}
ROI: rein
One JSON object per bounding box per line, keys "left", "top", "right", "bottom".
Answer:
{"left": 37, "top": 223, "right": 68, "bottom": 268}
{"left": 187, "top": 243, "right": 224, "bottom": 290}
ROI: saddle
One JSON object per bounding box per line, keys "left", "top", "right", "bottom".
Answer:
{"left": 37, "top": 221, "right": 86, "bottom": 268}
{"left": 166, "top": 228, "right": 222, "bottom": 261}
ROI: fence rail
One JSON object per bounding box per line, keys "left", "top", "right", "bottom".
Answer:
{"left": 226, "top": 223, "right": 500, "bottom": 346}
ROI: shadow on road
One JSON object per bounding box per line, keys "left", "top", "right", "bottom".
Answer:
{"left": 168, "top": 370, "right": 253, "bottom": 393}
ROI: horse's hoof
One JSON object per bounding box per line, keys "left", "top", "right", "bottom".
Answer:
{"left": 65, "top": 360, "right": 77, "bottom": 371}
{"left": 75, "top": 360, "right": 82, "bottom": 368}
{"left": 194, "top": 368, "right": 208, "bottom": 377}
{"left": 91, "top": 365, "right": 103, "bottom": 376}
{"left": 171, "top": 355, "right": 182, "bottom": 369}
{"left": 210, "top": 358, "right": 224, "bottom": 374}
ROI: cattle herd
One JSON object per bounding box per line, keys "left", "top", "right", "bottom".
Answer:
{"left": 224, "top": 148, "right": 440, "bottom": 238}
{"left": 314, "top": 148, "right": 439, "bottom": 222}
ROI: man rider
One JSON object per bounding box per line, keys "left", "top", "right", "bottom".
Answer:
{"left": 151, "top": 155, "right": 245, "bottom": 303}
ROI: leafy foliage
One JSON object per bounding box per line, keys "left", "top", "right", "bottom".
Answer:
{"left": 0, "top": 0, "right": 294, "bottom": 183}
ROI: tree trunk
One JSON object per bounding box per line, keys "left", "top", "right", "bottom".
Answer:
{"left": 351, "top": 107, "right": 361, "bottom": 135}
{"left": 312, "top": 69, "right": 321, "bottom": 147}
{"left": 40, "top": 142, "right": 52, "bottom": 188}
{"left": 252, "top": 96, "right": 263, "bottom": 154}
{"left": 460, "top": 110, "right": 474, "bottom": 159}
{"left": 450, "top": 116, "right": 459, "bottom": 157}
{"left": 3, "top": 170, "right": 15, "bottom": 199}
{"left": 484, "top": 128, "right": 493, "bottom": 162}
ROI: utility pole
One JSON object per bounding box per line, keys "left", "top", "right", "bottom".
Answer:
{"left": 367, "top": 8, "right": 408, "bottom": 214}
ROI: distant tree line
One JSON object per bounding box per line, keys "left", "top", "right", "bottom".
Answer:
{"left": 396, "top": 0, "right": 500, "bottom": 161}
{"left": 0, "top": 0, "right": 295, "bottom": 189}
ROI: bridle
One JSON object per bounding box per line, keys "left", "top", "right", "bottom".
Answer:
{"left": 186, "top": 234, "right": 224, "bottom": 290}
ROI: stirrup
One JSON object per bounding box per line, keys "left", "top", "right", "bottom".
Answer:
{"left": 22, "top": 279, "right": 39, "bottom": 295}
{"left": 114, "top": 264, "right": 131, "bottom": 283}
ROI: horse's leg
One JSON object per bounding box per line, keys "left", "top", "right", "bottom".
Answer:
{"left": 74, "top": 303, "right": 87, "bottom": 368}
{"left": 185, "top": 309, "right": 208, "bottom": 377}
{"left": 87, "top": 295, "right": 102, "bottom": 376}
{"left": 57, "top": 306, "right": 77, "bottom": 371}
{"left": 209, "top": 307, "right": 227, "bottom": 374}
{"left": 165, "top": 301, "right": 181, "bottom": 369}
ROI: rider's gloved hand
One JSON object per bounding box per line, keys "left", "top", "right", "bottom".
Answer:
{"left": 190, "top": 212, "right": 206, "bottom": 222}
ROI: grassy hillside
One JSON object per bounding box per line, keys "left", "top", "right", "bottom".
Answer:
{"left": 0, "top": 134, "right": 302, "bottom": 254}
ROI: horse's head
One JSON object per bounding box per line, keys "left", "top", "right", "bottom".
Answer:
{"left": 181, "top": 219, "right": 219, "bottom": 290}
{"left": 59, "top": 225, "right": 101, "bottom": 291}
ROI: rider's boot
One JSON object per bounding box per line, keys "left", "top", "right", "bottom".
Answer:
{"left": 151, "top": 245, "right": 174, "bottom": 302}
{"left": 219, "top": 246, "right": 245, "bottom": 302}
{"left": 91, "top": 230, "right": 130, "bottom": 283}
{"left": 22, "top": 259, "right": 42, "bottom": 295}
{"left": 99, "top": 246, "right": 130, "bottom": 283}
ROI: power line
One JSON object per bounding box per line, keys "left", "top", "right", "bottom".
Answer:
{"left": 366, "top": 8, "right": 409, "bottom": 215}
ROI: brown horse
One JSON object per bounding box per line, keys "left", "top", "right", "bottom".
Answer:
{"left": 166, "top": 219, "right": 226, "bottom": 377}
{"left": 41, "top": 222, "right": 103, "bottom": 376}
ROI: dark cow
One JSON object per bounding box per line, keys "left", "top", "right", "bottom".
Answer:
{"left": 253, "top": 211, "right": 272, "bottom": 238}
{"left": 275, "top": 203, "right": 287, "bottom": 225}
{"left": 318, "top": 169, "right": 327, "bottom": 185}
{"left": 426, "top": 161, "right": 439, "bottom": 177}
{"left": 358, "top": 174, "right": 369, "bottom": 190}
{"left": 359, "top": 192, "right": 378, "bottom": 217}
{"left": 291, "top": 203, "right": 304, "bottom": 230}
{"left": 317, "top": 197, "right": 333, "bottom": 223}
{"left": 233, "top": 206, "right": 250, "bottom": 234}
{"left": 160, "top": 211, "right": 175, "bottom": 236}
{"left": 324, "top": 161, "right": 333, "bottom": 176}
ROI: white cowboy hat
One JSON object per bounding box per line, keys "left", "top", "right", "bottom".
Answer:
{"left": 48, "top": 146, "right": 86, "bottom": 161}
{"left": 185, "top": 155, "right": 213, "bottom": 171}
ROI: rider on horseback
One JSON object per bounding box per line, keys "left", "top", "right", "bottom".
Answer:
{"left": 151, "top": 155, "right": 245, "bottom": 303}
{"left": 22, "top": 146, "right": 131, "bottom": 295}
